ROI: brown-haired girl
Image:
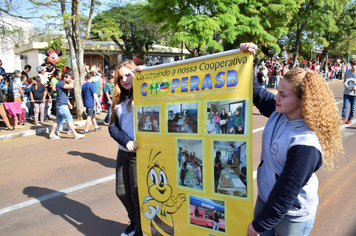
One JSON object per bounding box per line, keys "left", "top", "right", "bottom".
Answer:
{"left": 108, "top": 59, "right": 143, "bottom": 236}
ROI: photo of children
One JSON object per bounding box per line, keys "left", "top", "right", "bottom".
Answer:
{"left": 189, "top": 195, "right": 225, "bottom": 232}
{"left": 213, "top": 141, "right": 247, "bottom": 197}
{"left": 207, "top": 100, "right": 246, "bottom": 135}
{"left": 177, "top": 139, "right": 203, "bottom": 190}
{"left": 137, "top": 106, "right": 159, "bottom": 132}
{"left": 168, "top": 102, "right": 198, "bottom": 133}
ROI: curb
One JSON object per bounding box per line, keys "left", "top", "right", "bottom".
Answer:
{"left": 0, "top": 119, "right": 104, "bottom": 141}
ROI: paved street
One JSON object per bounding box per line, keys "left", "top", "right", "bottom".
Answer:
{"left": 0, "top": 79, "right": 355, "bottom": 236}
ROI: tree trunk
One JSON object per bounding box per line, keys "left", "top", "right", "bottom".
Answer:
{"left": 293, "top": 24, "right": 302, "bottom": 68}
{"left": 60, "top": 0, "right": 95, "bottom": 119}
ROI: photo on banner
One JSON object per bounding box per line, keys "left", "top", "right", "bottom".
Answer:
{"left": 167, "top": 102, "right": 199, "bottom": 133}
{"left": 137, "top": 105, "right": 160, "bottom": 132}
{"left": 206, "top": 100, "right": 246, "bottom": 135}
{"left": 189, "top": 195, "right": 226, "bottom": 232}
{"left": 134, "top": 49, "right": 254, "bottom": 235}
{"left": 213, "top": 140, "right": 247, "bottom": 198}
{"left": 177, "top": 139, "right": 204, "bottom": 190}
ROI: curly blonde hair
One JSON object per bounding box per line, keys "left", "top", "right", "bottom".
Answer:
{"left": 109, "top": 59, "right": 136, "bottom": 124}
{"left": 283, "top": 68, "right": 344, "bottom": 170}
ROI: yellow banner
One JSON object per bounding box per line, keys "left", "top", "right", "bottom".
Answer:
{"left": 134, "top": 50, "right": 254, "bottom": 236}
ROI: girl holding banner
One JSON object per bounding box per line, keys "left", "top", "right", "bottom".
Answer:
{"left": 241, "top": 43, "right": 344, "bottom": 236}
{"left": 108, "top": 60, "right": 143, "bottom": 236}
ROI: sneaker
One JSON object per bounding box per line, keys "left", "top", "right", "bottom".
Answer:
{"left": 346, "top": 120, "right": 352, "bottom": 124}
{"left": 342, "top": 119, "right": 345, "bottom": 124}
{"left": 55, "top": 131, "right": 61, "bottom": 136}
{"left": 74, "top": 134, "right": 85, "bottom": 140}
{"left": 121, "top": 222, "right": 135, "bottom": 236}
{"left": 49, "top": 134, "right": 61, "bottom": 140}
{"left": 132, "top": 228, "right": 143, "bottom": 236}
{"left": 84, "top": 130, "right": 93, "bottom": 134}
{"left": 94, "top": 126, "right": 102, "bottom": 131}
{"left": 67, "top": 130, "right": 72, "bottom": 134}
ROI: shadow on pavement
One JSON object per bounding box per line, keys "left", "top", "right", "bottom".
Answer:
{"left": 67, "top": 151, "right": 116, "bottom": 168}
{"left": 23, "top": 186, "right": 126, "bottom": 236}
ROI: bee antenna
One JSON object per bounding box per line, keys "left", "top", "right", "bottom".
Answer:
{"left": 148, "top": 149, "right": 153, "bottom": 164}
{"left": 151, "top": 151, "right": 161, "bottom": 164}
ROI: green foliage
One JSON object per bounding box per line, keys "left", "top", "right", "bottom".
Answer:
{"left": 91, "top": 3, "right": 158, "bottom": 59}
{"left": 90, "top": 14, "right": 121, "bottom": 41}
{"left": 44, "top": 36, "right": 69, "bottom": 71}
{"left": 326, "top": 1, "right": 356, "bottom": 61}
{"left": 144, "top": 0, "right": 299, "bottom": 57}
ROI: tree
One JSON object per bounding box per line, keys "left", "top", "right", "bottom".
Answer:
{"left": 322, "top": 1, "right": 356, "bottom": 63}
{"left": 285, "top": 0, "right": 338, "bottom": 67}
{"left": 91, "top": 3, "right": 156, "bottom": 60}
{"left": 144, "top": 0, "right": 299, "bottom": 58}
{"left": 58, "top": 0, "right": 96, "bottom": 118}
{"left": 1, "top": 0, "right": 98, "bottom": 119}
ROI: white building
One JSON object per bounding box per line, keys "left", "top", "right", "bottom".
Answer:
{"left": 14, "top": 40, "right": 189, "bottom": 78}
{"left": 0, "top": 14, "right": 33, "bottom": 73}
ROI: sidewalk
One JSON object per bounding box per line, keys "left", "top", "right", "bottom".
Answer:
{"left": 0, "top": 111, "right": 107, "bottom": 141}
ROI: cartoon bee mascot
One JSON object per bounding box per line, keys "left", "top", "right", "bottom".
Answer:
{"left": 142, "top": 150, "right": 186, "bottom": 235}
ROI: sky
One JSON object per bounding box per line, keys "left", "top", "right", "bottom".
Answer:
{"left": 8, "top": 0, "right": 112, "bottom": 30}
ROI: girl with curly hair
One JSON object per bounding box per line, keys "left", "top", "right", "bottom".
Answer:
{"left": 108, "top": 59, "right": 143, "bottom": 236}
{"left": 241, "top": 43, "right": 344, "bottom": 236}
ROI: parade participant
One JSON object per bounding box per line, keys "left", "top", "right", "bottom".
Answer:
{"left": 0, "top": 76, "right": 15, "bottom": 130}
{"left": 2, "top": 75, "right": 24, "bottom": 129}
{"left": 240, "top": 43, "right": 344, "bottom": 236}
{"left": 108, "top": 60, "right": 143, "bottom": 236}
{"left": 133, "top": 52, "right": 143, "bottom": 66}
{"left": 103, "top": 75, "right": 114, "bottom": 125}
{"left": 51, "top": 70, "right": 70, "bottom": 136}
{"left": 143, "top": 58, "right": 151, "bottom": 67}
{"left": 30, "top": 77, "right": 46, "bottom": 126}
{"left": 0, "top": 59, "right": 7, "bottom": 78}
{"left": 18, "top": 74, "right": 28, "bottom": 125}
{"left": 81, "top": 72, "right": 102, "bottom": 134}
{"left": 13, "top": 70, "right": 22, "bottom": 86}
{"left": 256, "top": 67, "right": 266, "bottom": 88}
{"left": 21, "top": 64, "right": 31, "bottom": 84}
{"left": 90, "top": 66, "right": 102, "bottom": 114}
{"left": 48, "top": 72, "right": 84, "bottom": 140}
{"left": 37, "top": 65, "right": 52, "bottom": 121}
{"left": 341, "top": 60, "right": 356, "bottom": 124}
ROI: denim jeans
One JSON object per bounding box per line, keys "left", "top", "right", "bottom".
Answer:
{"left": 213, "top": 221, "right": 219, "bottom": 230}
{"left": 104, "top": 102, "right": 111, "bottom": 123}
{"left": 254, "top": 196, "right": 315, "bottom": 236}
{"left": 215, "top": 123, "right": 220, "bottom": 134}
{"left": 341, "top": 94, "right": 356, "bottom": 121}
{"left": 274, "top": 76, "right": 279, "bottom": 89}
{"left": 55, "top": 105, "right": 73, "bottom": 123}
{"left": 116, "top": 149, "right": 141, "bottom": 228}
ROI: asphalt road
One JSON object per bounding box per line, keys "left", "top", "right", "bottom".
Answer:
{"left": 0, "top": 79, "right": 355, "bottom": 236}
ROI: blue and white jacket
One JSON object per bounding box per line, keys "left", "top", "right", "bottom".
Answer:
{"left": 108, "top": 99, "right": 136, "bottom": 153}
{"left": 252, "top": 75, "right": 323, "bottom": 233}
